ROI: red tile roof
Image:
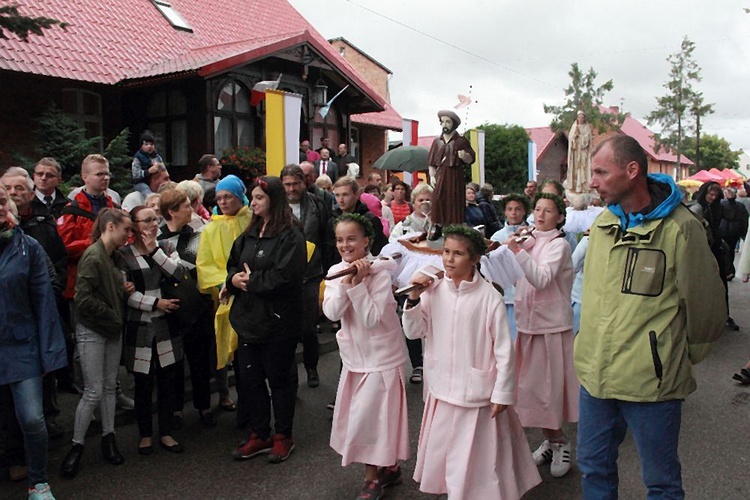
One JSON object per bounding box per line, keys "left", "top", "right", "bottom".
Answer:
{"left": 351, "top": 103, "right": 403, "bottom": 130}
{"left": 526, "top": 126, "right": 559, "bottom": 159}
{"left": 617, "top": 113, "right": 694, "bottom": 165}
{"left": 0, "top": 0, "right": 386, "bottom": 110}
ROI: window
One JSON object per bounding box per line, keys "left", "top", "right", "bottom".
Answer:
{"left": 146, "top": 90, "right": 188, "bottom": 167}
{"left": 152, "top": 0, "right": 193, "bottom": 32}
{"left": 61, "top": 89, "right": 103, "bottom": 150}
{"left": 213, "top": 81, "right": 257, "bottom": 156}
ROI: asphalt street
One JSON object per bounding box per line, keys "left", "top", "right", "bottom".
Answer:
{"left": 2, "top": 276, "right": 749, "bottom": 499}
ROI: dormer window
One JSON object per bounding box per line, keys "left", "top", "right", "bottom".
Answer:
{"left": 152, "top": 0, "right": 193, "bottom": 32}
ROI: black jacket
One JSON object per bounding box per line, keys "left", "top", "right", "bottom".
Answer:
{"left": 30, "top": 188, "right": 69, "bottom": 220}
{"left": 720, "top": 198, "right": 749, "bottom": 241}
{"left": 19, "top": 209, "right": 68, "bottom": 296}
{"left": 296, "top": 192, "right": 333, "bottom": 280}
{"left": 226, "top": 225, "right": 306, "bottom": 343}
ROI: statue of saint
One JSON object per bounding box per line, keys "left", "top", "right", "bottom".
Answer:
{"left": 427, "top": 110, "right": 475, "bottom": 235}
{"left": 565, "top": 110, "right": 593, "bottom": 194}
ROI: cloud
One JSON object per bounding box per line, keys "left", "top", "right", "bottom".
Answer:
{"left": 290, "top": 0, "right": 750, "bottom": 150}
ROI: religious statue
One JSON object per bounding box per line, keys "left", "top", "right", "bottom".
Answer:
{"left": 427, "top": 110, "right": 476, "bottom": 238}
{"left": 565, "top": 110, "right": 593, "bottom": 194}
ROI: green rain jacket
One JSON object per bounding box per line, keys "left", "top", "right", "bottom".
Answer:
{"left": 575, "top": 175, "right": 725, "bottom": 402}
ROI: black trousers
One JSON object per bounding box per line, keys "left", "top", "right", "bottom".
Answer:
{"left": 235, "top": 339, "right": 298, "bottom": 440}
{"left": 301, "top": 278, "right": 321, "bottom": 370}
{"left": 396, "top": 295, "right": 422, "bottom": 369}
{"left": 134, "top": 353, "right": 177, "bottom": 438}
{"left": 173, "top": 314, "right": 213, "bottom": 412}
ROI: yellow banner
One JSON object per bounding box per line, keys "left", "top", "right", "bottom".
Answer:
{"left": 265, "top": 89, "right": 285, "bottom": 177}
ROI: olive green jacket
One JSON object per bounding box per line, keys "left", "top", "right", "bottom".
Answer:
{"left": 574, "top": 205, "right": 725, "bottom": 402}
{"left": 74, "top": 239, "right": 125, "bottom": 338}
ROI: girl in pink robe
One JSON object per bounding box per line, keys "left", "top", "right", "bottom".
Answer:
{"left": 506, "top": 193, "right": 579, "bottom": 478}
{"left": 324, "top": 213, "right": 409, "bottom": 500}
{"left": 403, "top": 226, "right": 541, "bottom": 500}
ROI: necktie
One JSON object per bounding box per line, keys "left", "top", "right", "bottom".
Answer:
{"left": 322, "top": 161, "right": 327, "bottom": 175}
{"left": 44, "top": 195, "right": 53, "bottom": 208}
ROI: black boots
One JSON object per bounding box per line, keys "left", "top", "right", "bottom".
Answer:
{"left": 101, "top": 433, "right": 125, "bottom": 465}
{"left": 60, "top": 443, "right": 84, "bottom": 479}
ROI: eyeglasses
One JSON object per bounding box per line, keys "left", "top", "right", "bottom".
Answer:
{"left": 34, "top": 172, "right": 59, "bottom": 179}
{"left": 135, "top": 217, "right": 158, "bottom": 224}
{"left": 93, "top": 172, "right": 111, "bottom": 178}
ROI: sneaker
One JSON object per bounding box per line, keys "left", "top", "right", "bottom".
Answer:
{"left": 307, "top": 368, "right": 320, "bottom": 388}
{"left": 268, "top": 434, "right": 295, "bottom": 463}
{"left": 378, "top": 465, "right": 402, "bottom": 488}
{"left": 550, "top": 441, "right": 572, "bottom": 478}
{"left": 232, "top": 434, "right": 273, "bottom": 460}
{"left": 356, "top": 479, "right": 383, "bottom": 500}
{"left": 28, "top": 483, "right": 55, "bottom": 500}
{"left": 409, "top": 367, "right": 423, "bottom": 384}
{"left": 116, "top": 393, "right": 135, "bottom": 411}
{"left": 532, "top": 439, "right": 553, "bottom": 465}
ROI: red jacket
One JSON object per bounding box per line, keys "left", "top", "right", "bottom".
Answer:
{"left": 57, "top": 191, "right": 115, "bottom": 299}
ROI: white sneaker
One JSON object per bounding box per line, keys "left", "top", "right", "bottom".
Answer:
{"left": 532, "top": 439, "right": 553, "bottom": 465}
{"left": 550, "top": 441, "right": 572, "bottom": 477}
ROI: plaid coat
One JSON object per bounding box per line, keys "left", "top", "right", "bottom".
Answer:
{"left": 119, "top": 244, "right": 184, "bottom": 374}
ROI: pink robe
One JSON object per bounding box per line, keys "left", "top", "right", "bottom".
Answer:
{"left": 403, "top": 272, "right": 541, "bottom": 499}
{"left": 323, "top": 259, "right": 409, "bottom": 466}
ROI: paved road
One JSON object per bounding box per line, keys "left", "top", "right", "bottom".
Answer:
{"left": 2, "top": 279, "right": 750, "bottom": 499}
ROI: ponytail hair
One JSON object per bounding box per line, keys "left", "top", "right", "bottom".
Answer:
{"left": 90, "top": 208, "right": 129, "bottom": 243}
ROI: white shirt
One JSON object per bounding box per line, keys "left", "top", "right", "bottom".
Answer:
{"left": 35, "top": 189, "right": 56, "bottom": 204}
{"left": 290, "top": 203, "right": 301, "bottom": 219}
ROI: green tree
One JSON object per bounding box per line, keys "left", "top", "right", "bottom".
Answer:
{"left": 103, "top": 128, "right": 133, "bottom": 197}
{"left": 0, "top": 2, "right": 67, "bottom": 41}
{"left": 476, "top": 123, "right": 529, "bottom": 194}
{"left": 35, "top": 103, "right": 100, "bottom": 178}
{"left": 647, "top": 37, "right": 711, "bottom": 177}
{"left": 681, "top": 133, "right": 739, "bottom": 171}
{"left": 543, "top": 63, "right": 625, "bottom": 134}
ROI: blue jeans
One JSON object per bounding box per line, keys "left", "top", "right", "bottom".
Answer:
{"left": 577, "top": 386, "right": 684, "bottom": 499}
{"left": 5, "top": 377, "right": 48, "bottom": 487}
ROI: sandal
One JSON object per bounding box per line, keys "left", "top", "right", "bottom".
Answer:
{"left": 732, "top": 368, "right": 750, "bottom": 385}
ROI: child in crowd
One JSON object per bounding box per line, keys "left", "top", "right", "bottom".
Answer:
{"left": 323, "top": 214, "right": 409, "bottom": 500}
{"left": 404, "top": 225, "right": 541, "bottom": 499}
{"left": 506, "top": 193, "right": 578, "bottom": 478}
{"left": 490, "top": 193, "right": 531, "bottom": 341}
{"left": 132, "top": 131, "right": 165, "bottom": 196}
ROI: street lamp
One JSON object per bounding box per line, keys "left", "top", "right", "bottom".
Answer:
{"left": 314, "top": 78, "right": 328, "bottom": 106}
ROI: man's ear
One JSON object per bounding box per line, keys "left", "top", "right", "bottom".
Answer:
{"left": 626, "top": 161, "right": 640, "bottom": 180}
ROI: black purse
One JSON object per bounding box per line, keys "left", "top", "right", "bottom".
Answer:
{"left": 161, "top": 268, "right": 210, "bottom": 330}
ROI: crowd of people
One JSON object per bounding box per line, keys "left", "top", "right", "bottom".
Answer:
{"left": 0, "top": 133, "right": 739, "bottom": 499}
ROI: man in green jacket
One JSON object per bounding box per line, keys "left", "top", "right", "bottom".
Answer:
{"left": 575, "top": 135, "right": 725, "bottom": 499}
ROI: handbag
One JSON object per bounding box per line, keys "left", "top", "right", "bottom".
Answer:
{"left": 161, "top": 268, "right": 210, "bottom": 330}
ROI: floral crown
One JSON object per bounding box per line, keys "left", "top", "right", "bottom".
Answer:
{"left": 335, "top": 213, "right": 375, "bottom": 241}
{"left": 443, "top": 224, "right": 487, "bottom": 256}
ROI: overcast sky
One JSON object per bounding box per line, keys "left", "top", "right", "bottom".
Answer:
{"left": 289, "top": 0, "right": 750, "bottom": 152}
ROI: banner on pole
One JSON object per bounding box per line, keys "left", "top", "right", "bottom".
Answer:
{"left": 469, "top": 129, "right": 485, "bottom": 185}
{"left": 265, "top": 89, "right": 302, "bottom": 177}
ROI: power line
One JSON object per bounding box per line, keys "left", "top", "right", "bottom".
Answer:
{"left": 344, "top": 0, "right": 559, "bottom": 89}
